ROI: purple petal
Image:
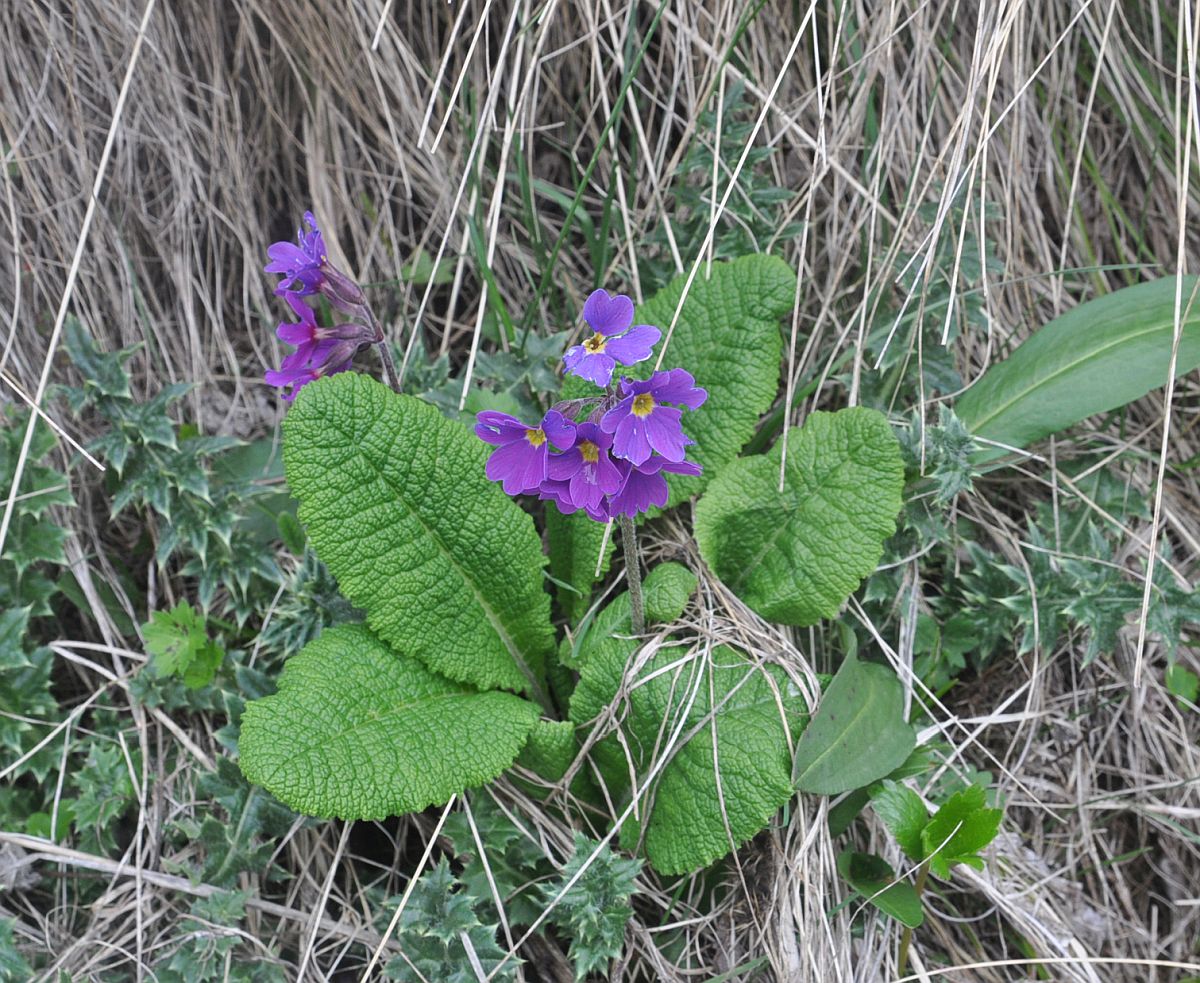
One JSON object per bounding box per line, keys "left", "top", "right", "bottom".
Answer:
{"left": 661, "top": 458, "right": 703, "bottom": 477}
{"left": 598, "top": 395, "right": 632, "bottom": 435}
{"left": 564, "top": 350, "right": 617, "bottom": 387}
{"left": 606, "top": 324, "right": 661, "bottom": 367}
{"left": 644, "top": 406, "right": 688, "bottom": 462}
{"left": 486, "top": 440, "right": 546, "bottom": 494}
{"left": 547, "top": 447, "right": 583, "bottom": 481}
{"left": 611, "top": 412, "right": 652, "bottom": 466}
{"left": 652, "top": 368, "right": 708, "bottom": 409}
{"left": 277, "top": 320, "right": 315, "bottom": 346}
{"left": 610, "top": 466, "right": 668, "bottom": 517}
{"left": 541, "top": 410, "right": 576, "bottom": 450}
{"left": 475, "top": 411, "right": 530, "bottom": 446}
{"left": 582, "top": 289, "right": 634, "bottom": 336}
{"left": 265, "top": 241, "right": 310, "bottom": 274}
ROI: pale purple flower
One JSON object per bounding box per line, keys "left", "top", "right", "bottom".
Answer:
{"left": 562, "top": 289, "right": 661, "bottom": 387}
{"left": 600, "top": 369, "right": 707, "bottom": 466}
{"left": 476, "top": 410, "right": 576, "bottom": 495}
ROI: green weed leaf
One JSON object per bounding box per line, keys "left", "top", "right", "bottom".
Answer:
{"left": 283, "top": 373, "right": 554, "bottom": 694}
{"left": 238, "top": 625, "right": 541, "bottom": 819}
{"left": 695, "top": 408, "right": 904, "bottom": 625}
{"left": 921, "top": 784, "right": 1002, "bottom": 879}
{"left": 571, "top": 642, "right": 807, "bottom": 875}
{"left": 836, "top": 851, "right": 924, "bottom": 928}
{"left": 957, "top": 276, "right": 1200, "bottom": 459}
{"left": 870, "top": 780, "right": 928, "bottom": 860}
{"left": 793, "top": 657, "right": 915, "bottom": 795}
{"left": 143, "top": 601, "right": 224, "bottom": 689}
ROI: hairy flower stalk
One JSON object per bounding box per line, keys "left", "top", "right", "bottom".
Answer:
{"left": 619, "top": 513, "right": 645, "bottom": 634}
{"left": 263, "top": 210, "right": 400, "bottom": 399}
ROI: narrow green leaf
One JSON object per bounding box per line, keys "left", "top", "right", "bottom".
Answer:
{"left": 239, "top": 625, "right": 541, "bottom": 819}
{"left": 283, "top": 373, "right": 554, "bottom": 695}
{"left": 836, "top": 851, "right": 924, "bottom": 928}
{"left": 695, "top": 408, "right": 904, "bottom": 625}
{"left": 957, "top": 276, "right": 1200, "bottom": 458}
{"left": 793, "top": 657, "right": 915, "bottom": 795}
{"left": 870, "top": 780, "right": 928, "bottom": 861}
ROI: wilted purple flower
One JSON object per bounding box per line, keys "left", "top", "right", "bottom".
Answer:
{"left": 543, "top": 422, "right": 622, "bottom": 514}
{"left": 608, "top": 457, "right": 703, "bottom": 517}
{"left": 562, "top": 289, "right": 661, "bottom": 387}
{"left": 265, "top": 294, "right": 375, "bottom": 401}
{"left": 265, "top": 338, "right": 360, "bottom": 402}
{"left": 476, "top": 409, "right": 576, "bottom": 495}
{"left": 265, "top": 211, "right": 367, "bottom": 314}
{"left": 600, "top": 369, "right": 708, "bottom": 466}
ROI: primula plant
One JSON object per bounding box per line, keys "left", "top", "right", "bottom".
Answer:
{"left": 240, "top": 209, "right": 996, "bottom": 957}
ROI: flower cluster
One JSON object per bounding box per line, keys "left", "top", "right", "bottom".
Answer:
{"left": 475, "top": 289, "right": 706, "bottom": 521}
{"left": 263, "top": 212, "right": 377, "bottom": 401}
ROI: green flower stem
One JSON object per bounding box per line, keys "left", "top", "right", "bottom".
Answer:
{"left": 896, "top": 859, "right": 929, "bottom": 977}
{"left": 618, "top": 514, "right": 645, "bottom": 635}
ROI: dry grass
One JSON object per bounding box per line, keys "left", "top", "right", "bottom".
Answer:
{"left": 2, "top": 0, "right": 1199, "bottom": 980}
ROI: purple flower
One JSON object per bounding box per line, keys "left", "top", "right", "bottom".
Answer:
{"left": 562, "top": 289, "right": 661, "bottom": 387}
{"left": 600, "top": 369, "right": 707, "bottom": 466}
{"left": 608, "top": 457, "right": 703, "bottom": 518}
{"left": 265, "top": 212, "right": 326, "bottom": 295}
{"left": 476, "top": 409, "right": 576, "bottom": 495}
{"left": 265, "top": 294, "right": 375, "bottom": 401}
{"left": 265, "top": 211, "right": 367, "bottom": 313}
{"left": 543, "top": 422, "right": 623, "bottom": 514}
{"left": 265, "top": 339, "right": 360, "bottom": 402}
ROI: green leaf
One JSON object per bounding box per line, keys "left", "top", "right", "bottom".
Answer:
{"left": 870, "top": 781, "right": 928, "bottom": 860}
{"left": 545, "top": 508, "right": 613, "bottom": 622}
{"left": 921, "top": 784, "right": 1003, "bottom": 879}
{"left": 571, "top": 642, "right": 808, "bottom": 874}
{"left": 956, "top": 276, "right": 1200, "bottom": 459}
{"left": 516, "top": 719, "right": 576, "bottom": 783}
{"left": 142, "top": 600, "right": 224, "bottom": 689}
{"left": 793, "top": 657, "right": 915, "bottom": 795}
{"left": 1166, "top": 663, "right": 1199, "bottom": 705}
{"left": 836, "top": 852, "right": 924, "bottom": 928}
{"left": 564, "top": 562, "right": 696, "bottom": 671}
{"left": 283, "top": 373, "right": 554, "bottom": 695}
{"left": 695, "top": 408, "right": 905, "bottom": 625}
{"left": 238, "top": 625, "right": 541, "bottom": 819}
{"left": 629, "top": 255, "right": 794, "bottom": 507}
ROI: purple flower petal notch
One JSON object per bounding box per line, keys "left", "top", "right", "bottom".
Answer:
{"left": 562, "top": 289, "right": 662, "bottom": 387}
{"left": 600, "top": 368, "right": 708, "bottom": 466}
{"left": 476, "top": 409, "right": 576, "bottom": 496}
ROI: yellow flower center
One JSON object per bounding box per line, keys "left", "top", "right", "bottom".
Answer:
{"left": 631, "top": 393, "right": 655, "bottom": 417}
{"left": 583, "top": 333, "right": 608, "bottom": 354}
{"left": 525, "top": 428, "right": 547, "bottom": 447}
{"left": 579, "top": 440, "right": 600, "bottom": 463}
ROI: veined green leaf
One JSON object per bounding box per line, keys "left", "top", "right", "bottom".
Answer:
{"left": 239, "top": 625, "right": 541, "bottom": 819}
{"left": 793, "top": 657, "right": 915, "bottom": 795}
{"left": 695, "top": 408, "right": 904, "bottom": 625}
{"left": 571, "top": 641, "right": 808, "bottom": 874}
{"left": 283, "top": 373, "right": 554, "bottom": 695}
{"left": 957, "top": 276, "right": 1200, "bottom": 459}
{"left": 629, "top": 255, "right": 795, "bottom": 507}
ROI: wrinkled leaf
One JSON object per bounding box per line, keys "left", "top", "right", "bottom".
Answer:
{"left": 696, "top": 408, "right": 904, "bottom": 625}
{"left": 239, "top": 625, "right": 541, "bottom": 819}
